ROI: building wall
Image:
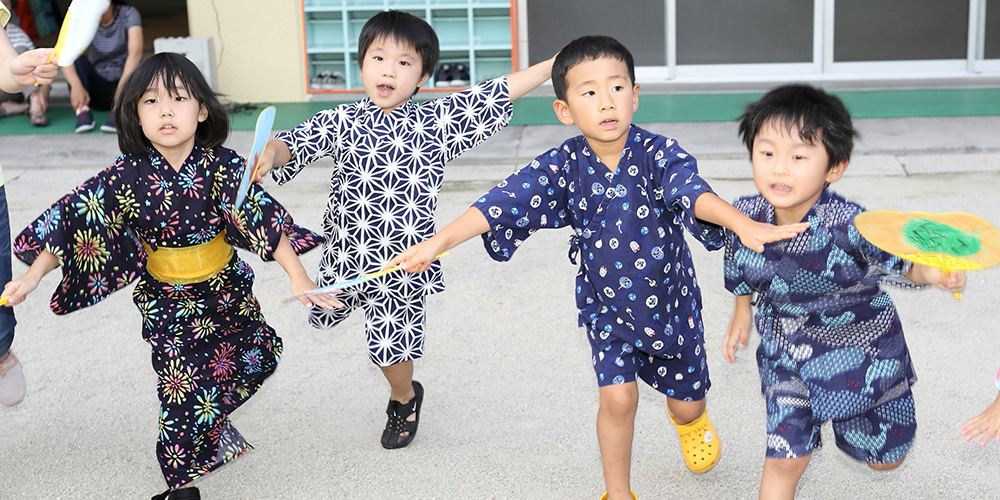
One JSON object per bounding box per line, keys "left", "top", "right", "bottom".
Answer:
{"left": 186, "top": 0, "right": 307, "bottom": 103}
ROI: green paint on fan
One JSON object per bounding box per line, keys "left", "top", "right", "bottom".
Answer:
{"left": 902, "top": 218, "right": 981, "bottom": 257}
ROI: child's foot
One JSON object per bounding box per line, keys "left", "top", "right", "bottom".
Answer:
{"left": 151, "top": 486, "right": 200, "bottom": 500}
{"left": 598, "top": 491, "right": 637, "bottom": 500}
{"left": 669, "top": 405, "right": 720, "bottom": 473}
{"left": 381, "top": 380, "right": 423, "bottom": 449}
{"left": 0, "top": 351, "right": 26, "bottom": 407}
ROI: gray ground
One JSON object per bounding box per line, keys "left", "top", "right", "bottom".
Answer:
{"left": 1, "top": 115, "right": 999, "bottom": 499}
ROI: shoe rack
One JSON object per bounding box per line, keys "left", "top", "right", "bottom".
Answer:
{"left": 301, "top": 0, "right": 516, "bottom": 93}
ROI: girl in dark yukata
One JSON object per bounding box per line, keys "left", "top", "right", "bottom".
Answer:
{"left": 1, "top": 52, "right": 339, "bottom": 500}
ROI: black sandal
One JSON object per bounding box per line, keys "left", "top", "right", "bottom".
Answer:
{"left": 152, "top": 486, "right": 201, "bottom": 500}
{"left": 381, "top": 380, "right": 423, "bottom": 449}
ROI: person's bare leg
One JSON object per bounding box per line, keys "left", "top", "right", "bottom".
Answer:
{"left": 666, "top": 396, "right": 705, "bottom": 424}
{"left": 759, "top": 455, "right": 811, "bottom": 500}
{"left": 379, "top": 359, "right": 416, "bottom": 436}
{"left": 597, "top": 382, "right": 639, "bottom": 500}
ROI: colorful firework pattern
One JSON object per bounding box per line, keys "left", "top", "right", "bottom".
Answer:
{"left": 14, "top": 146, "right": 322, "bottom": 488}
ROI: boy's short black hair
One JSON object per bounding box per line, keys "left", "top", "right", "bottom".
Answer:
{"left": 552, "top": 35, "right": 635, "bottom": 101}
{"left": 115, "top": 52, "right": 229, "bottom": 156}
{"left": 738, "top": 84, "right": 859, "bottom": 169}
{"left": 357, "top": 10, "right": 440, "bottom": 81}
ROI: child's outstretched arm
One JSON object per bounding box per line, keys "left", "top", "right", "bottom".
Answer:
{"left": 1, "top": 250, "right": 59, "bottom": 307}
{"left": 905, "top": 263, "right": 966, "bottom": 294}
{"left": 722, "top": 294, "right": 753, "bottom": 362}
{"left": 506, "top": 55, "right": 555, "bottom": 101}
{"left": 252, "top": 139, "right": 294, "bottom": 182}
{"left": 387, "top": 207, "right": 490, "bottom": 273}
{"left": 693, "top": 192, "right": 809, "bottom": 252}
{"left": 962, "top": 391, "right": 1000, "bottom": 446}
{"left": 272, "top": 233, "right": 342, "bottom": 310}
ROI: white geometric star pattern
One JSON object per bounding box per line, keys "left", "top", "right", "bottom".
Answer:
{"left": 274, "top": 77, "right": 512, "bottom": 329}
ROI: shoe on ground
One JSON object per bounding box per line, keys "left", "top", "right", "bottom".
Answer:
{"left": 669, "top": 405, "right": 720, "bottom": 473}
{"left": 0, "top": 351, "right": 26, "bottom": 407}
{"left": 75, "top": 109, "right": 95, "bottom": 133}
{"left": 449, "top": 63, "right": 470, "bottom": 87}
{"left": 434, "top": 63, "right": 453, "bottom": 87}
{"left": 101, "top": 115, "right": 116, "bottom": 133}
{"left": 28, "top": 92, "right": 48, "bottom": 126}
{"left": 598, "top": 491, "right": 637, "bottom": 500}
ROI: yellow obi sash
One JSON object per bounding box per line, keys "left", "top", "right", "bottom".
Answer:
{"left": 143, "top": 230, "right": 234, "bottom": 284}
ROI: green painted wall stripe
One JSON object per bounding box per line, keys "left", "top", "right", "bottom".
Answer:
{"left": 3, "top": 87, "right": 998, "bottom": 136}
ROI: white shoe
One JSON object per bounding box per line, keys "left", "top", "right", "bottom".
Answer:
{"left": 0, "top": 351, "right": 26, "bottom": 407}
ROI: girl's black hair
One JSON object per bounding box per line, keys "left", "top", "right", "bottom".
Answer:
{"left": 356, "top": 10, "right": 439, "bottom": 86}
{"left": 115, "top": 52, "right": 229, "bottom": 155}
{"left": 738, "top": 84, "right": 859, "bottom": 169}
{"left": 552, "top": 35, "right": 635, "bottom": 101}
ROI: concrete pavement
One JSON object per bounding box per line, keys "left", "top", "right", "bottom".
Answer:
{"left": 1, "top": 115, "right": 1000, "bottom": 499}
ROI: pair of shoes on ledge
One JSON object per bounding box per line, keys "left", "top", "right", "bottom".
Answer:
{"left": 433, "top": 63, "right": 470, "bottom": 87}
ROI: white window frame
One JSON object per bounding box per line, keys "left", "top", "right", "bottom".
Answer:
{"left": 635, "top": 0, "right": 1000, "bottom": 83}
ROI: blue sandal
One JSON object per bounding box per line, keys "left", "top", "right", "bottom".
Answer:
{"left": 381, "top": 380, "right": 423, "bottom": 449}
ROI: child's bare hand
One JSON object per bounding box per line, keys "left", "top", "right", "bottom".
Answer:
{"left": 936, "top": 270, "right": 966, "bottom": 294}
{"left": 961, "top": 394, "right": 1000, "bottom": 446}
{"left": 387, "top": 241, "right": 443, "bottom": 274}
{"left": 1, "top": 275, "right": 41, "bottom": 307}
{"left": 907, "top": 265, "right": 967, "bottom": 292}
{"left": 722, "top": 311, "right": 751, "bottom": 363}
{"left": 252, "top": 147, "right": 276, "bottom": 183}
{"left": 736, "top": 220, "right": 810, "bottom": 253}
{"left": 288, "top": 274, "right": 343, "bottom": 310}
{"left": 11, "top": 48, "right": 57, "bottom": 87}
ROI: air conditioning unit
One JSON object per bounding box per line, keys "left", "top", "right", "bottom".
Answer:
{"left": 153, "top": 37, "right": 217, "bottom": 90}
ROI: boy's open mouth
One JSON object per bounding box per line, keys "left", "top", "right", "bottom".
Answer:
{"left": 377, "top": 84, "right": 394, "bottom": 95}
{"left": 600, "top": 118, "right": 617, "bottom": 128}
{"left": 770, "top": 183, "right": 792, "bottom": 193}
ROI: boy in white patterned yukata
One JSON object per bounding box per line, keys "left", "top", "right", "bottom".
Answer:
{"left": 388, "top": 36, "right": 810, "bottom": 500}
{"left": 721, "top": 84, "right": 967, "bottom": 499}
{"left": 255, "top": 10, "right": 555, "bottom": 449}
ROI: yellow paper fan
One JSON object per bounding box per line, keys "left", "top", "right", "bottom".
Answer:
{"left": 854, "top": 210, "right": 1000, "bottom": 298}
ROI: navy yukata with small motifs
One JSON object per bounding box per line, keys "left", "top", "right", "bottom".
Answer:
{"left": 724, "top": 189, "right": 921, "bottom": 463}
{"left": 474, "top": 125, "right": 726, "bottom": 396}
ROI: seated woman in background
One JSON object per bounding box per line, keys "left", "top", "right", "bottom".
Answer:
{"left": 60, "top": 0, "right": 142, "bottom": 133}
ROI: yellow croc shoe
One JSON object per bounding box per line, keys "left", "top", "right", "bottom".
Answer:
{"left": 669, "top": 406, "right": 720, "bottom": 473}
{"left": 598, "top": 491, "right": 637, "bottom": 500}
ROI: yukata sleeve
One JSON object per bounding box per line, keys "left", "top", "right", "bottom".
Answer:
{"left": 271, "top": 107, "right": 343, "bottom": 185}
{"left": 13, "top": 158, "right": 146, "bottom": 314}
{"left": 848, "top": 216, "right": 918, "bottom": 288}
{"left": 472, "top": 149, "right": 569, "bottom": 262}
{"left": 653, "top": 140, "right": 725, "bottom": 250}
{"left": 426, "top": 77, "right": 513, "bottom": 162}
{"left": 216, "top": 148, "right": 324, "bottom": 261}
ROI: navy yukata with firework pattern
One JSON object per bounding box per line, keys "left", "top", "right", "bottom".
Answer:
{"left": 13, "top": 146, "right": 322, "bottom": 488}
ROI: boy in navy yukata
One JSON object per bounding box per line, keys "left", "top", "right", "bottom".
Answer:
{"left": 721, "top": 84, "right": 967, "bottom": 499}
{"left": 389, "top": 35, "right": 809, "bottom": 500}
{"left": 254, "top": 10, "right": 555, "bottom": 450}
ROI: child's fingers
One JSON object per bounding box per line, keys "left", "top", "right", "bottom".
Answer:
{"left": 385, "top": 250, "right": 411, "bottom": 271}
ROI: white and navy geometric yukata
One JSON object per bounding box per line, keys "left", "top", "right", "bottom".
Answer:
{"left": 724, "top": 189, "right": 920, "bottom": 464}
{"left": 273, "top": 77, "right": 513, "bottom": 366}
{"left": 474, "top": 125, "right": 725, "bottom": 400}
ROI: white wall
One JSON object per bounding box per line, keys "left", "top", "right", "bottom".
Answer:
{"left": 186, "top": 0, "right": 307, "bottom": 103}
